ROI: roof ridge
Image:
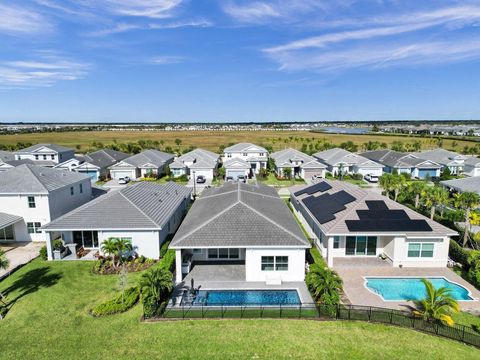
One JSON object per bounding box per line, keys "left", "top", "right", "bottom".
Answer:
{"left": 199, "top": 188, "right": 238, "bottom": 200}
{"left": 240, "top": 188, "right": 279, "bottom": 200}
{"left": 24, "top": 164, "right": 49, "bottom": 192}
{"left": 118, "top": 186, "right": 163, "bottom": 227}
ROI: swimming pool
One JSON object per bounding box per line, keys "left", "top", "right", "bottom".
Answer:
{"left": 192, "top": 290, "right": 301, "bottom": 306}
{"left": 365, "top": 277, "right": 474, "bottom": 301}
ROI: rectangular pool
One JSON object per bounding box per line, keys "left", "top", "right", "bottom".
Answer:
{"left": 365, "top": 277, "right": 474, "bottom": 301}
{"left": 192, "top": 289, "right": 301, "bottom": 306}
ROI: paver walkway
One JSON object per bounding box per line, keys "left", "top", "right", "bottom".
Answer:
{"left": 0, "top": 242, "right": 42, "bottom": 280}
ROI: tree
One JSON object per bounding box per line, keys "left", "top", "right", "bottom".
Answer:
{"left": 140, "top": 268, "right": 173, "bottom": 317}
{"left": 379, "top": 173, "right": 394, "bottom": 198}
{"left": 411, "top": 279, "right": 460, "bottom": 326}
{"left": 423, "top": 186, "right": 449, "bottom": 220}
{"left": 305, "top": 264, "right": 343, "bottom": 311}
{"left": 453, "top": 192, "right": 480, "bottom": 247}
{"left": 408, "top": 181, "right": 427, "bottom": 208}
{"left": 390, "top": 174, "right": 407, "bottom": 201}
{"left": 0, "top": 249, "right": 8, "bottom": 270}
{"left": 282, "top": 167, "right": 292, "bottom": 179}
{"left": 101, "top": 238, "right": 119, "bottom": 268}
{"left": 174, "top": 138, "right": 182, "bottom": 147}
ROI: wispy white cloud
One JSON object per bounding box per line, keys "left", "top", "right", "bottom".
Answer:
{"left": 147, "top": 55, "right": 187, "bottom": 65}
{"left": 88, "top": 19, "right": 212, "bottom": 36}
{"left": 222, "top": 1, "right": 280, "bottom": 23}
{"left": 0, "top": 3, "right": 52, "bottom": 35}
{"left": 102, "top": 0, "right": 183, "bottom": 19}
{"left": 0, "top": 52, "right": 90, "bottom": 88}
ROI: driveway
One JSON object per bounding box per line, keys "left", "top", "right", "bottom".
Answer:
{"left": 103, "top": 179, "right": 129, "bottom": 191}
{"left": 187, "top": 177, "right": 212, "bottom": 195}
{"left": 0, "top": 242, "right": 42, "bottom": 280}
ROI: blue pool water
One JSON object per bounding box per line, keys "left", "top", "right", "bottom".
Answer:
{"left": 365, "top": 277, "right": 473, "bottom": 301}
{"left": 192, "top": 290, "right": 301, "bottom": 306}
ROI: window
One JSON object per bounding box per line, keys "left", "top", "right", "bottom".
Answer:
{"left": 333, "top": 236, "right": 340, "bottom": 249}
{"left": 229, "top": 248, "right": 239, "bottom": 259}
{"left": 192, "top": 249, "right": 202, "bottom": 254}
{"left": 218, "top": 248, "right": 229, "bottom": 259}
{"left": 261, "top": 256, "right": 275, "bottom": 271}
{"left": 207, "top": 248, "right": 239, "bottom": 259}
{"left": 259, "top": 153, "right": 264, "bottom": 156}
{"left": 51, "top": 155, "right": 55, "bottom": 160}
{"left": 43, "top": 155, "right": 47, "bottom": 160}
{"left": 408, "top": 243, "right": 434, "bottom": 258}
{"left": 27, "top": 196, "right": 36, "bottom": 208}
{"left": 79, "top": 184, "right": 83, "bottom": 194}
{"left": 70, "top": 187, "right": 74, "bottom": 196}
{"left": 27, "top": 222, "right": 42, "bottom": 234}
{"left": 208, "top": 249, "right": 218, "bottom": 259}
{"left": 275, "top": 256, "right": 288, "bottom": 271}
{"left": 243, "top": 153, "right": 248, "bottom": 156}
{"left": 345, "top": 236, "right": 377, "bottom": 256}
{"left": 35, "top": 155, "right": 39, "bottom": 160}
{"left": 227, "top": 153, "right": 232, "bottom": 158}
{"left": 0, "top": 225, "right": 14, "bottom": 241}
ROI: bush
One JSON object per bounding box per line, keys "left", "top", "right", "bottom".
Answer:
{"left": 160, "top": 240, "right": 171, "bottom": 258}
{"left": 53, "top": 240, "right": 63, "bottom": 251}
{"left": 39, "top": 246, "right": 48, "bottom": 261}
{"left": 90, "top": 286, "right": 139, "bottom": 317}
{"left": 158, "top": 249, "right": 175, "bottom": 272}
{"left": 449, "top": 240, "right": 470, "bottom": 267}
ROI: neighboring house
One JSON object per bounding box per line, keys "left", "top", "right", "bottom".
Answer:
{"left": 313, "top": 148, "right": 383, "bottom": 177}
{"left": 109, "top": 149, "right": 174, "bottom": 180}
{"left": 0, "top": 150, "right": 14, "bottom": 163}
{"left": 42, "top": 182, "right": 192, "bottom": 260}
{"left": 74, "top": 149, "right": 130, "bottom": 181}
{"left": 361, "top": 150, "right": 441, "bottom": 179}
{"left": 54, "top": 157, "right": 85, "bottom": 172}
{"left": 170, "top": 148, "right": 220, "bottom": 180}
{"left": 170, "top": 182, "right": 310, "bottom": 284}
{"left": 415, "top": 149, "right": 467, "bottom": 175}
{"left": 223, "top": 143, "right": 268, "bottom": 175}
{"left": 14, "top": 144, "right": 75, "bottom": 167}
{"left": 0, "top": 164, "right": 92, "bottom": 242}
{"left": 0, "top": 150, "right": 36, "bottom": 172}
{"left": 270, "top": 148, "right": 326, "bottom": 179}
{"left": 464, "top": 157, "right": 480, "bottom": 177}
{"left": 223, "top": 158, "right": 251, "bottom": 179}
{"left": 441, "top": 177, "right": 480, "bottom": 195}
{"left": 291, "top": 180, "right": 456, "bottom": 268}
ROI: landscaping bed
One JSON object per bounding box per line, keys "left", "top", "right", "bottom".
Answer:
{"left": 92, "top": 257, "right": 156, "bottom": 275}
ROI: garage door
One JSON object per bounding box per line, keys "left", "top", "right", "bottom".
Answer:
{"left": 227, "top": 170, "right": 245, "bottom": 179}
{"left": 304, "top": 169, "right": 323, "bottom": 179}
{"left": 418, "top": 169, "right": 438, "bottom": 179}
{"left": 78, "top": 170, "right": 98, "bottom": 181}
{"left": 112, "top": 170, "right": 133, "bottom": 180}
{"left": 192, "top": 169, "right": 213, "bottom": 179}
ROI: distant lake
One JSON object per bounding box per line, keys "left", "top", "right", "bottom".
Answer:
{"left": 317, "top": 127, "right": 370, "bottom": 134}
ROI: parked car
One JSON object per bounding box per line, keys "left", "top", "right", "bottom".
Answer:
{"left": 237, "top": 175, "right": 247, "bottom": 183}
{"left": 196, "top": 175, "right": 206, "bottom": 184}
{"left": 226, "top": 176, "right": 234, "bottom": 182}
{"left": 118, "top": 176, "right": 130, "bottom": 185}
{"left": 364, "top": 174, "right": 379, "bottom": 183}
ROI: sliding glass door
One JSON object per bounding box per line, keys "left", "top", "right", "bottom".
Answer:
{"left": 345, "top": 236, "right": 377, "bottom": 256}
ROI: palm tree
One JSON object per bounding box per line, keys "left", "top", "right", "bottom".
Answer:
{"left": 0, "top": 249, "right": 8, "bottom": 270}
{"left": 411, "top": 279, "right": 460, "bottom": 326}
{"left": 140, "top": 268, "right": 173, "bottom": 317}
{"left": 379, "top": 173, "right": 394, "bottom": 198}
{"left": 116, "top": 238, "right": 133, "bottom": 264}
{"left": 453, "top": 192, "right": 480, "bottom": 247}
{"left": 305, "top": 264, "right": 343, "bottom": 303}
{"left": 423, "top": 186, "right": 449, "bottom": 220}
{"left": 408, "top": 181, "right": 427, "bottom": 208}
{"left": 101, "top": 238, "right": 119, "bottom": 268}
{"left": 391, "top": 174, "right": 407, "bottom": 201}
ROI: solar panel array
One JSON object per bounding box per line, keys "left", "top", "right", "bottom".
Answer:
{"left": 346, "top": 200, "right": 433, "bottom": 232}
{"left": 294, "top": 181, "right": 332, "bottom": 197}
{"left": 302, "top": 190, "right": 356, "bottom": 224}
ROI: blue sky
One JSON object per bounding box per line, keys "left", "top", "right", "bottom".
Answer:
{"left": 1, "top": 0, "right": 480, "bottom": 123}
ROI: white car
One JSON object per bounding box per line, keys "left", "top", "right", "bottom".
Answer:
{"left": 364, "top": 174, "right": 379, "bottom": 183}
{"left": 118, "top": 176, "right": 130, "bottom": 185}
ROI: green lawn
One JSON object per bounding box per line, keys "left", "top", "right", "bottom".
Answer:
{"left": 258, "top": 173, "right": 305, "bottom": 187}
{"left": 0, "top": 260, "right": 478, "bottom": 359}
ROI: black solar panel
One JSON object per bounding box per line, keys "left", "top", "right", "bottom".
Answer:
{"left": 357, "top": 209, "right": 410, "bottom": 220}
{"left": 302, "top": 190, "right": 356, "bottom": 224}
{"left": 365, "top": 200, "right": 389, "bottom": 211}
{"left": 346, "top": 219, "right": 432, "bottom": 232}
{"left": 294, "top": 181, "right": 332, "bottom": 197}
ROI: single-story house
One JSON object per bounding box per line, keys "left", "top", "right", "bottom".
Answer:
{"left": 464, "top": 157, "right": 480, "bottom": 177}
{"left": 170, "top": 182, "right": 310, "bottom": 284}
{"left": 270, "top": 148, "right": 326, "bottom": 179}
{"left": 291, "top": 180, "right": 457, "bottom": 268}
{"left": 441, "top": 177, "right": 480, "bottom": 195}
{"left": 361, "top": 150, "right": 441, "bottom": 179}
{"left": 54, "top": 157, "right": 85, "bottom": 172}
{"left": 223, "top": 158, "right": 251, "bottom": 179}
{"left": 223, "top": 143, "right": 268, "bottom": 175}
{"left": 414, "top": 148, "right": 467, "bottom": 175}
{"left": 314, "top": 148, "right": 383, "bottom": 177}
{"left": 42, "top": 182, "right": 192, "bottom": 260}
{"left": 74, "top": 149, "right": 130, "bottom": 181}
{"left": 170, "top": 148, "right": 220, "bottom": 180}
{"left": 109, "top": 149, "right": 174, "bottom": 180}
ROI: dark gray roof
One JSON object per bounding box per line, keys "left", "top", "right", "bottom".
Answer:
{"left": 170, "top": 182, "right": 309, "bottom": 248}
{"left": 465, "top": 157, "right": 480, "bottom": 167}
{"left": 42, "top": 182, "right": 192, "bottom": 230}
{"left": 15, "top": 143, "right": 73, "bottom": 153}
{"left": 81, "top": 149, "right": 130, "bottom": 169}
{"left": 0, "top": 212, "right": 22, "bottom": 228}
{"left": 4, "top": 159, "right": 36, "bottom": 167}
{"left": 0, "top": 164, "right": 90, "bottom": 194}
{"left": 119, "top": 149, "right": 174, "bottom": 168}
{"left": 314, "top": 148, "right": 382, "bottom": 168}
{"left": 271, "top": 148, "right": 326, "bottom": 169}
{"left": 361, "top": 150, "right": 440, "bottom": 169}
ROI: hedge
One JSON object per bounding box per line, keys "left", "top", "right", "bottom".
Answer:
{"left": 449, "top": 240, "right": 470, "bottom": 267}
{"left": 158, "top": 249, "right": 175, "bottom": 272}
{"left": 90, "top": 286, "right": 139, "bottom": 317}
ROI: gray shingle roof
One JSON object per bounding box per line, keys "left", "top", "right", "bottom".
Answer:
{"left": 223, "top": 158, "right": 251, "bottom": 169}
{"left": 441, "top": 177, "right": 480, "bottom": 194}
{"left": 81, "top": 149, "right": 130, "bottom": 169}
{"left": 176, "top": 148, "right": 219, "bottom": 170}
{"left": 361, "top": 150, "right": 440, "bottom": 169}
{"left": 118, "top": 150, "right": 174, "bottom": 168}
{"left": 42, "top": 181, "right": 192, "bottom": 230}
{"left": 0, "top": 212, "right": 22, "bottom": 229}
{"left": 291, "top": 180, "right": 456, "bottom": 237}
{"left": 314, "top": 148, "right": 382, "bottom": 168}
{"left": 15, "top": 143, "right": 73, "bottom": 153}
{"left": 271, "top": 148, "right": 326, "bottom": 169}
{"left": 465, "top": 157, "right": 480, "bottom": 167}
{"left": 0, "top": 164, "right": 90, "bottom": 194}
{"left": 414, "top": 149, "right": 466, "bottom": 166}
{"left": 224, "top": 143, "right": 268, "bottom": 153}
{"left": 170, "top": 182, "right": 309, "bottom": 248}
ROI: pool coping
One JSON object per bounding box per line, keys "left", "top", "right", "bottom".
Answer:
{"left": 362, "top": 276, "right": 477, "bottom": 302}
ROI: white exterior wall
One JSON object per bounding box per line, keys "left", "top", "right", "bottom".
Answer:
{"left": 245, "top": 248, "right": 306, "bottom": 282}
{"left": 390, "top": 236, "right": 449, "bottom": 267}
{"left": 48, "top": 180, "right": 92, "bottom": 220}
{"left": 190, "top": 169, "right": 214, "bottom": 180}
{"left": 16, "top": 150, "right": 74, "bottom": 164}
{"left": 356, "top": 166, "right": 383, "bottom": 177}
{"left": 98, "top": 230, "right": 161, "bottom": 259}
{"left": 110, "top": 168, "right": 137, "bottom": 180}
{"left": 464, "top": 165, "right": 480, "bottom": 177}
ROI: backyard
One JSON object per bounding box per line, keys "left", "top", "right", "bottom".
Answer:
{"left": 0, "top": 259, "right": 478, "bottom": 359}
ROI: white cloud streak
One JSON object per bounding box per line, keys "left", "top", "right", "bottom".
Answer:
{"left": 0, "top": 3, "right": 52, "bottom": 35}
{"left": 147, "top": 55, "right": 187, "bottom": 65}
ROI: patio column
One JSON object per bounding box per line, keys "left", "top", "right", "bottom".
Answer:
{"left": 327, "top": 236, "right": 334, "bottom": 268}
{"left": 45, "top": 231, "right": 54, "bottom": 261}
{"left": 175, "top": 249, "right": 182, "bottom": 283}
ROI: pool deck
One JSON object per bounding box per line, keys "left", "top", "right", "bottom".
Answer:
{"left": 334, "top": 265, "right": 480, "bottom": 312}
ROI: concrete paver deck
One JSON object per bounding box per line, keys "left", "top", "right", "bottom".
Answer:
{"left": 0, "top": 242, "right": 42, "bottom": 280}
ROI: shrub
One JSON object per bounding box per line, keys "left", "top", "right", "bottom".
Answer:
{"left": 449, "top": 240, "right": 469, "bottom": 267}
{"left": 90, "top": 286, "right": 139, "bottom": 317}
{"left": 158, "top": 249, "right": 175, "bottom": 272}
{"left": 160, "top": 240, "right": 171, "bottom": 258}
{"left": 53, "top": 240, "right": 63, "bottom": 251}
{"left": 39, "top": 246, "right": 48, "bottom": 261}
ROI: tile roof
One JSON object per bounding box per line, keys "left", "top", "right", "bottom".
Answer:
{"left": 414, "top": 149, "right": 467, "bottom": 166}
{"left": 118, "top": 149, "right": 174, "bottom": 168}
{"left": 465, "top": 157, "right": 480, "bottom": 167}
{"left": 0, "top": 151, "right": 14, "bottom": 162}
{"left": 176, "top": 148, "right": 220, "bottom": 170}
{"left": 441, "top": 177, "right": 480, "bottom": 194}
{"left": 314, "top": 148, "right": 382, "bottom": 168}
{"left": 271, "top": 148, "right": 326, "bottom": 169}
{"left": 0, "top": 212, "right": 22, "bottom": 229}
{"left": 361, "top": 150, "right": 440, "bottom": 169}
{"left": 81, "top": 149, "right": 130, "bottom": 169}
{"left": 291, "top": 180, "right": 456, "bottom": 237}
{"left": 224, "top": 143, "right": 268, "bottom": 153}
{"left": 170, "top": 182, "right": 309, "bottom": 248}
{"left": 15, "top": 143, "right": 73, "bottom": 153}
{"left": 0, "top": 164, "right": 90, "bottom": 194}
{"left": 42, "top": 182, "right": 192, "bottom": 230}
{"left": 223, "top": 158, "right": 251, "bottom": 169}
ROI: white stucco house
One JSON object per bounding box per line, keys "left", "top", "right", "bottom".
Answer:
{"left": 314, "top": 148, "right": 384, "bottom": 177}
{"left": 223, "top": 143, "right": 268, "bottom": 175}
{"left": 109, "top": 149, "right": 174, "bottom": 180}
{"left": 14, "top": 144, "right": 75, "bottom": 167}
{"left": 0, "top": 151, "right": 36, "bottom": 172}
{"left": 270, "top": 148, "right": 326, "bottom": 179}
{"left": 75, "top": 149, "right": 130, "bottom": 181}
{"left": 42, "top": 182, "right": 192, "bottom": 260}
{"left": 170, "top": 182, "right": 310, "bottom": 284}
{"left": 291, "top": 180, "right": 457, "bottom": 268}
{"left": 415, "top": 148, "right": 467, "bottom": 175}
{"left": 223, "top": 158, "right": 251, "bottom": 179}
{"left": 464, "top": 157, "right": 480, "bottom": 177}
{"left": 170, "top": 148, "right": 220, "bottom": 180}
{"left": 0, "top": 164, "right": 92, "bottom": 242}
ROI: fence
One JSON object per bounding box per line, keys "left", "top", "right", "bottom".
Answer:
{"left": 147, "top": 303, "right": 480, "bottom": 348}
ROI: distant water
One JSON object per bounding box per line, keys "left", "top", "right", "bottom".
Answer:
{"left": 318, "top": 127, "right": 370, "bottom": 134}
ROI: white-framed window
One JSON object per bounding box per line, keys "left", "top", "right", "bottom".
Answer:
{"left": 51, "top": 154, "right": 55, "bottom": 160}
{"left": 43, "top": 155, "right": 47, "bottom": 160}
{"left": 243, "top": 153, "right": 248, "bottom": 156}
{"left": 192, "top": 249, "right": 202, "bottom": 254}
{"left": 207, "top": 248, "right": 239, "bottom": 259}
{"left": 27, "top": 196, "right": 36, "bottom": 208}
{"left": 227, "top": 153, "right": 232, "bottom": 158}
{"left": 261, "top": 256, "right": 288, "bottom": 271}
{"left": 408, "top": 243, "right": 434, "bottom": 258}
{"left": 34, "top": 155, "right": 39, "bottom": 160}
{"left": 27, "top": 222, "right": 42, "bottom": 234}
{"left": 333, "top": 236, "right": 340, "bottom": 249}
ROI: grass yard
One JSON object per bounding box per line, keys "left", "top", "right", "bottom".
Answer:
{"left": 0, "top": 259, "right": 478, "bottom": 359}
{"left": 258, "top": 173, "right": 305, "bottom": 187}
{"left": 0, "top": 130, "right": 477, "bottom": 153}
